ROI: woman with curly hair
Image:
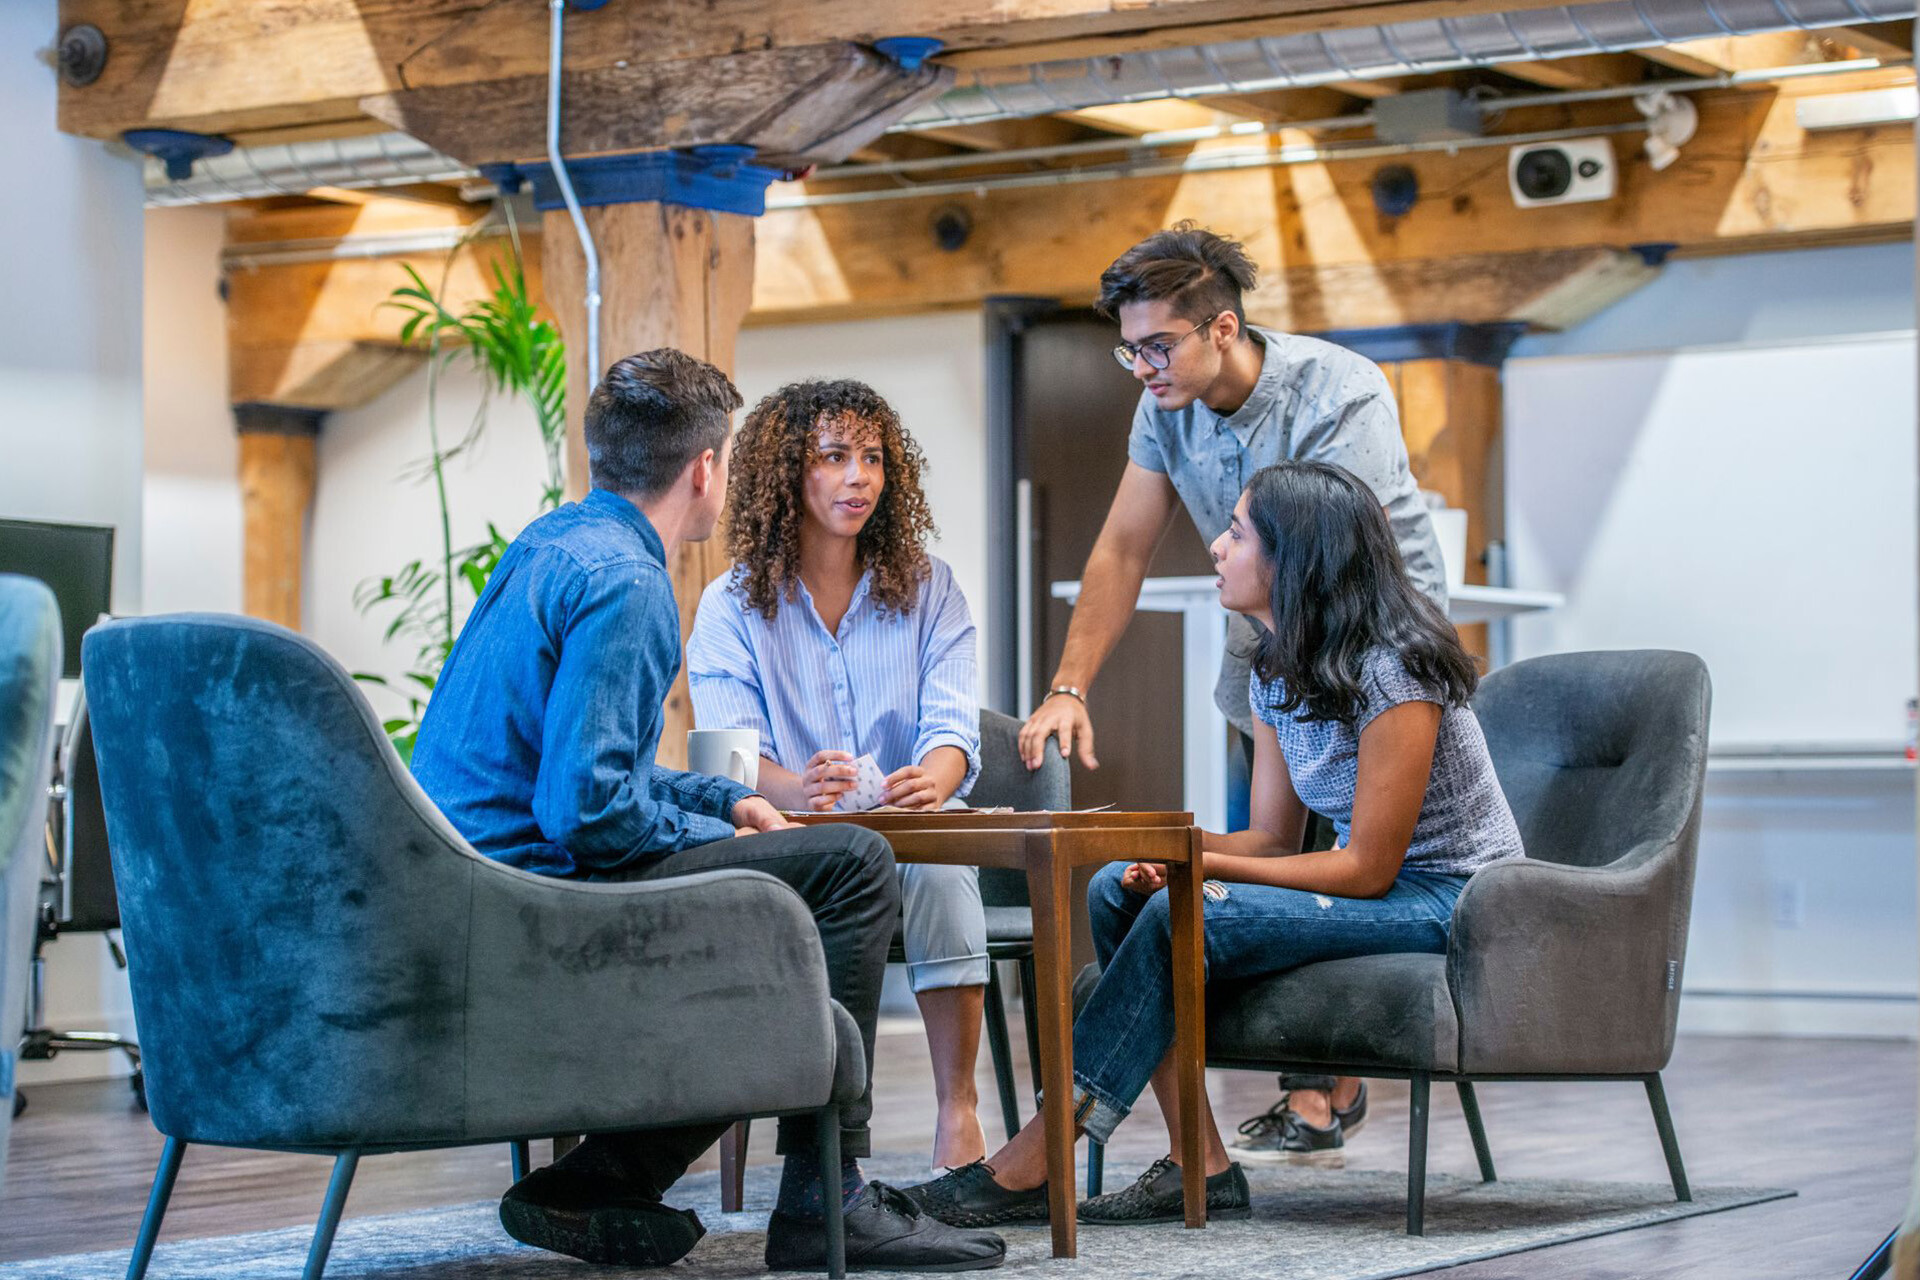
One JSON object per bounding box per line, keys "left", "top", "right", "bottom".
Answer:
{"left": 688, "top": 378, "right": 991, "bottom": 1171}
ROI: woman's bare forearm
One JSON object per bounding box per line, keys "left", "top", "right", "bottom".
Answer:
{"left": 752, "top": 757, "right": 809, "bottom": 810}
{"left": 1204, "top": 844, "right": 1402, "bottom": 899}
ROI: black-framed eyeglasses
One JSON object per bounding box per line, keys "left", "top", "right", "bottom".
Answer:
{"left": 1112, "top": 314, "right": 1218, "bottom": 372}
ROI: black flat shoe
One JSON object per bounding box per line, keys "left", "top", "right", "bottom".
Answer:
{"left": 766, "top": 1181, "right": 1007, "bottom": 1272}
{"left": 1336, "top": 1081, "right": 1369, "bottom": 1137}
{"left": 1228, "top": 1098, "right": 1346, "bottom": 1164}
{"left": 899, "top": 1161, "right": 1050, "bottom": 1227}
{"left": 499, "top": 1168, "right": 705, "bottom": 1266}
{"left": 1076, "top": 1157, "right": 1251, "bottom": 1226}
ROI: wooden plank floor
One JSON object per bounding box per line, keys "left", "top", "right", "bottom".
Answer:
{"left": 1, "top": 1025, "right": 1910, "bottom": 1277}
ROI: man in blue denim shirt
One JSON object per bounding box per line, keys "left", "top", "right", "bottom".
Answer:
{"left": 412, "top": 350, "right": 1003, "bottom": 1274}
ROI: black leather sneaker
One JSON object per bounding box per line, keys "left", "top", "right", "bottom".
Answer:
{"left": 499, "top": 1166, "right": 706, "bottom": 1267}
{"left": 766, "top": 1181, "right": 1007, "bottom": 1272}
{"left": 1228, "top": 1095, "right": 1350, "bottom": 1164}
{"left": 1076, "top": 1157, "right": 1251, "bottom": 1226}
{"left": 899, "top": 1161, "right": 1051, "bottom": 1227}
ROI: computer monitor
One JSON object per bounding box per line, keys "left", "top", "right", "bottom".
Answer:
{"left": 0, "top": 518, "right": 114, "bottom": 679}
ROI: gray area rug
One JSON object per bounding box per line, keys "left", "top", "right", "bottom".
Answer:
{"left": 0, "top": 1156, "right": 1791, "bottom": 1280}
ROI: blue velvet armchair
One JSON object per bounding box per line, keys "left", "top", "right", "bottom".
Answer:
{"left": 82, "top": 614, "right": 866, "bottom": 1279}
{"left": 0, "top": 576, "right": 61, "bottom": 1194}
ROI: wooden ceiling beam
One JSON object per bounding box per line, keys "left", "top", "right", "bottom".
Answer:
{"left": 750, "top": 70, "right": 1914, "bottom": 323}
{"left": 1489, "top": 53, "right": 1650, "bottom": 91}
{"left": 1826, "top": 20, "right": 1915, "bottom": 61}
{"left": 57, "top": 0, "right": 1611, "bottom": 140}
{"left": 906, "top": 117, "right": 1099, "bottom": 152}
{"left": 1638, "top": 31, "right": 1829, "bottom": 77}
{"left": 361, "top": 44, "right": 951, "bottom": 169}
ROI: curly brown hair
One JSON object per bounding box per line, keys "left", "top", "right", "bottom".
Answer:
{"left": 725, "top": 379, "right": 938, "bottom": 620}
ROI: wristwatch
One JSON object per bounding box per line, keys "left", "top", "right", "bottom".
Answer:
{"left": 1047, "top": 684, "right": 1086, "bottom": 705}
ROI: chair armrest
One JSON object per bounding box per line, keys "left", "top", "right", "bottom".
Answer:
{"left": 460, "top": 860, "right": 850, "bottom": 1141}
{"left": 1447, "top": 844, "right": 1688, "bottom": 1075}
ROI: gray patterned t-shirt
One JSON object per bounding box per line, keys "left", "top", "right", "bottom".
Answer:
{"left": 1249, "top": 647, "right": 1524, "bottom": 878}
{"left": 1126, "top": 326, "right": 1445, "bottom": 737}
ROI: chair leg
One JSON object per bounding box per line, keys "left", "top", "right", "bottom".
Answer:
{"left": 302, "top": 1151, "right": 359, "bottom": 1280}
{"left": 720, "top": 1120, "right": 750, "bottom": 1213}
{"left": 1087, "top": 1138, "right": 1104, "bottom": 1197}
{"left": 125, "top": 1136, "right": 186, "bottom": 1280}
{"left": 1017, "top": 956, "right": 1042, "bottom": 1108}
{"left": 1406, "top": 1075, "right": 1430, "bottom": 1236}
{"left": 1644, "top": 1073, "right": 1691, "bottom": 1202}
{"left": 509, "top": 1140, "right": 530, "bottom": 1183}
{"left": 1455, "top": 1082, "right": 1496, "bottom": 1182}
{"left": 983, "top": 963, "right": 1021, "bottom": 1140}
{"left": 819, "top": 1105, "right": 845, "bottom": 1280}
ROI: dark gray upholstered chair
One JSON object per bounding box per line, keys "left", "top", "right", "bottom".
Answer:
{"left": 82, "top": 614, "right": 866, "bottom": 1279}
{"left": 1086, "top": 649, "right": 1711, "bottom": 1236}
{"left": 0, "top": 577, "right": 61, "bottom": 1192}
{"left": 720, "top": 708, "right": 1069, "bottom": 1211}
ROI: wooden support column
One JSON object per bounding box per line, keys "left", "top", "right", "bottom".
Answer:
{"left": 543, "top": 204, "right": 755, "bottom": 770}
{"left": 1364, "top": 327, "right": 1515, "bottom": 660}
{"left": 232, "top": 403, "right": 324, "bottom": 630}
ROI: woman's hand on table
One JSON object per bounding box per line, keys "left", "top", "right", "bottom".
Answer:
{"left": 801, "top": 750, "right": 858, "bottom": 812}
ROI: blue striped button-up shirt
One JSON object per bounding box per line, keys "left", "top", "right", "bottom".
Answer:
{"left": 687, "top": 556, "right": 981, "bottom": 800}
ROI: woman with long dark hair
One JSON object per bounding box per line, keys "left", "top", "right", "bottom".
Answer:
{"left": 905, "top": 459, "right": 1523, "bottom": 1227}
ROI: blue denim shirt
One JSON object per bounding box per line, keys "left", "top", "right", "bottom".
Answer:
{"left": 411, "top": 489, "right": 751, "bottom": 877}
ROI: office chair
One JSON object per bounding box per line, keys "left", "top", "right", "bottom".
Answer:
{"left": 17, "top": 681, "right": 142, "bottom": 1115}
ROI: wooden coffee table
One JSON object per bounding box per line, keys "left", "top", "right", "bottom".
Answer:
{"left": 792, "top": 809, "right": 1207, "bottom": 1258}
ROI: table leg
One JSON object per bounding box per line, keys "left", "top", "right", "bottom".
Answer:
{"left": 1024, "top": 832, "right": 1078, "bottom": 1258}
{"left": 1166, "top": 826, "right": 1208, "bottom": 1228}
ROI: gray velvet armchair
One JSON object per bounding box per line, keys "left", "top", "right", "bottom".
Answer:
{"left": 1087, "top": 649, "right": 1712, "bottom": 1235}
{"left": 82, "top": 614, "right": 866, "bottom": 1279}
{"left": 0, "top": 576, "right": 61, "bottom": 1194}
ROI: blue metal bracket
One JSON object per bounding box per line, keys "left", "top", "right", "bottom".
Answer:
{"left": 122, "top": 129, "right": 234, "bottom": 181}
{"left": 874, "top": 37, "right": 945, "bottom": 72}
{"left": 491, "top": 145, "right": 783, "bottom": 217}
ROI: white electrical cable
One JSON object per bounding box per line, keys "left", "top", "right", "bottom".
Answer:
{"left": 548, "top": 0, "right": 602, "bottom": 389}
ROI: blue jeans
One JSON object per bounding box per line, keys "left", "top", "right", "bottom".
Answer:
{"left": 1069, "top": 861, "right": 1468, "bottom": 1142}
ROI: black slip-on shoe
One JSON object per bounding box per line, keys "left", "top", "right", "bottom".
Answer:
{"left": 1076, "top": 1157, "right": 1251, "bottom": 1226}
{"left": 898, "top": 1161, "right": 1050, "bottom": 1228}
{"left": 1227, "top": 1098, "right": 1346, "bottom": 1164}
{"left": 499, "top": 1168, "right": 705, "bottom": 1267}
{"left": 1335, "top": 1081, "right": 1369, "bottom": 1137}
{"left": 766, "top": 1181, "right": 1007, "bottom": 1273}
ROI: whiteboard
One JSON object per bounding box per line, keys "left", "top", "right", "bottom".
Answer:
{"left": 1504, "top": 334, "right": 1918, "bottom": 750}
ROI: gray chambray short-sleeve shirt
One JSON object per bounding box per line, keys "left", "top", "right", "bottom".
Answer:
{"left": 1126, "top": 327, "right": 1445, "bottom": 734}
{"left": 1250, "top": 648, "right": 1524, "bottom": 878}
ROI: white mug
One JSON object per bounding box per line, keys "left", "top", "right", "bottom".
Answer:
{"left": 688, "top": 728, "right": 760, "bottom": 789}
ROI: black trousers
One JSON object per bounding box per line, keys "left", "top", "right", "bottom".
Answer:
{"left": 583, "top": 823, "right": 899, "bottom": 1189}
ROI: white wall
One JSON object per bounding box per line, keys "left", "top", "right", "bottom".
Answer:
{"left": 308, "top": 364, "right": 550, "bottom": 697}
{"left": 3, "top": 0, "right": 147, "bottom": 1086}
{"left": 1505, "top": 240, "right": 1918, "bottom": 1039}
{"left": 0, "top": 5, "right": 145, "bottom": 618}
{"left": 143, "top": 207, "right": 240, "bottom": 616}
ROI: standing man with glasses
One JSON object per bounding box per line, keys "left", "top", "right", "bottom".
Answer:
{"left": 1016, "top": 221, "right": 1446, "bottom": 1165}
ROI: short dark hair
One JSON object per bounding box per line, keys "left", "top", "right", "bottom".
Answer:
{"left": 1095, "top": 221, "right": 1257, "bottom": 331}
{"left": 1246, "top": 460, "right": 1477, "bottom": 726}
{"left": 585, "top": 349, "right": 743, "bottom": 497}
